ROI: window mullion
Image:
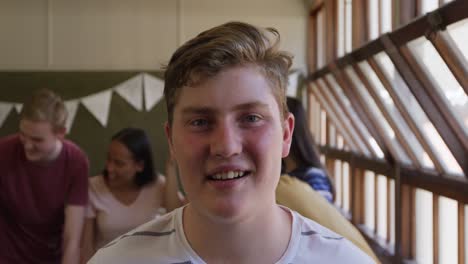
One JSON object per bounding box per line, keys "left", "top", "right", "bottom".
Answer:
{"left": 380, "top": 34, "right": 468, "bottom": 176}
{"left": 428, "top": 31, "right": 468, "bottom": 94}
{"left": 332, "top": 69, "right": 392, "bottom": 159}
{"left": 368, "top": 57, "right": 445, "bottom": 173}
{"left": 352, "top": 64, "right": 421, "bottom": 168}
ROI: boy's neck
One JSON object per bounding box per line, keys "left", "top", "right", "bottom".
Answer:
{"left": 183, "top": 203, "right": 292, "bottom": 264}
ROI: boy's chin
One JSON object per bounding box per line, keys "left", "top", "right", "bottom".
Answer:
{"left": 200, "top": 200, "right": 250, "bottom": 222}
{"left": 25, "top": 153, "right": 42, "bottom": 161}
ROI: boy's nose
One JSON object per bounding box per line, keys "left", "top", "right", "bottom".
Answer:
{"left": 210, "top": 123, "right": 242, "bottom": 158}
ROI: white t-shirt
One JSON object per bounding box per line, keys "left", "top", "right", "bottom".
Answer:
{"left": 86, "top": 175, "right": 166, "bottom": 249}
{"left": 89, "top": 205, "right": 375, "bottom": 263}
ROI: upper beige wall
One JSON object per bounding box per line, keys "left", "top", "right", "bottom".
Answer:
{"left": 0, "top": 0, "right": 307, "bottom": 71}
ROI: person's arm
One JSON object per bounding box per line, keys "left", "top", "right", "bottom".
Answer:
{"left": 80, "top": 218, "right": 95, "bottom": 264}
{"left": 62, "top": 205, "right": 85, "bottom": 264}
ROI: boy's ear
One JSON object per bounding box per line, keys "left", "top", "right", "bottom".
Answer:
{"left": 164, "top": 121, "right": 175, "bottom": 156}
{"left": 54, "top": 126, "right": 67, "bottom": 140}
{"left": 281, "top": 113, "right": 295, "bottom": 158}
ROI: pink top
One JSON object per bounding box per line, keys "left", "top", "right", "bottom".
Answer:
{"left": 86, "top": 174, "right": 166, "bottom": 249}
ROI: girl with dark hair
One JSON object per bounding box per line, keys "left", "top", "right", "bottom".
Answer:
{"left": 283, "top": 97, "right": 334, "bottom": 202}
{"left": 81, "top": 128, "right": 166, "bottom": 263}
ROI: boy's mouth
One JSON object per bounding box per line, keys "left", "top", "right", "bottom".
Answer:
{"left": 208, "top": 170, "right": 250, "bottom": 181}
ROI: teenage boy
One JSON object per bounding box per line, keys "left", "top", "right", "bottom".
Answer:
{"left": 0, "top": 89, "right": 89, "bottom": 263}
{"left": 89, "top": 22, "right": 374, "bottom": 263}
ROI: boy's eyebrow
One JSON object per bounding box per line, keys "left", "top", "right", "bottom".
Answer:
{"left": 180, "top": 101, "right": 270, "bottom": 115}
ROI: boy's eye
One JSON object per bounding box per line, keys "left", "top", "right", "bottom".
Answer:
{"left": 190, "top": 119, "right": 209, "bottom": 127}
{"left": 243, "top": 114, "right": 261, "bottom": 123}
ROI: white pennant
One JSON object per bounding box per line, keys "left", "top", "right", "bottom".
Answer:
{"left": 114, "top": 74, "right": 143, "bottom": 111}
{"left": 14, "top": 104, "right": 23, "bottom": 114}
{"left": 81, "top": 90, "right": 112, "bottom": 127}
{"left": 0, "top": 103, "right": 13, "bottom": 127}
{"left": 143, "top": 73, "right": 164, "bottom": 111}
{"left": 64, "top": 100, "right": 79, "bottom": 133}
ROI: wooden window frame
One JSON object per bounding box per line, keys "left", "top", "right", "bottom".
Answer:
{"left": 367, "top": 57, "right": 446, "bottom": 172}
{"left": 332, "top": 69, "right": 392, "bottom": 160}
{"left": 307, "top": 1, "right": 468, "bottom": 262}
{"left": 352, "top": 63, "right": 421, "bottom": 168}
{"left": 316, "top": 78, "right": 371, "bottom": 155}
{"left": 311, "top": 84, "right": 360, "bottom": 152}
{"left": 341, "top": 66, "right": 409, "bottom": 164}
{"left": 322, "top": 74, "right": 377, "bottom": 157}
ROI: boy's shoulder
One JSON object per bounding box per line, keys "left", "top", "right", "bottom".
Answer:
{"left": 62, "top": 139, "right": 87, "bottom": 159}
{"left": 0, "top": 134, "right": 20, "bottom": 149}
{"left": 88, "top": 208, "right": 191, "bottom": 264}
{"left": 290, "top": 210, "right": 376, "bottom": 263}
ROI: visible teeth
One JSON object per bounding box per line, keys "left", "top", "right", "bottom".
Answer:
{"left": 212, "top": 171, "right": 246, "bottom": 180}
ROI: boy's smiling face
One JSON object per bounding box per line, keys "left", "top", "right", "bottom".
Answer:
{"left": 166, "top": 65, "right": 294, "bottom": 221}
{"left": 19, "top": 119, "right": 63, "bottom": 162}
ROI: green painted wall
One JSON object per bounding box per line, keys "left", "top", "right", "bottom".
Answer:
{"left": 0, "top": 72, "right": 169, "bottom": 176}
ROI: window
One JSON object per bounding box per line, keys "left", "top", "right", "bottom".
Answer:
{"left": 337, "top": 134, "right": 344, "bottom": 150}
{"left": 380, "top": 0, "right": 392, "bottom": 34}
{"left": 415, "top": 188, "right": 434, "bottom": 264}
{"left": 368, "top": 0, "right": 392, "bottom": 40}
{"left": 337, "top": 0, "right": 353, "bottom": 56}
{"left": 334, "top": 160, "right": 343, "bottom": 207}
{"left": 325, "top": 74, "right": 384, "bottom": 158}
{"left": 364, "top": 170, "right": 376, "bottom": 231}
{"left": 342, "top": 162, "right": 350, "bottom": 212}
{"left": 321, "top": 108, "right": 327, "bottom": 146}
{"left": 376, "top": 175, "right": 387, "bottom": 240}
{"left": 317, "top": 78, "right": 371, "bottom": 156}
{"left": 307, "top": 1, "right": 467, "bottom": 262}
{"left": 316, "top": 9, "right": 326, "bottom": 69}
{"left": 418, "top": 0, "right": 439, "bottom": 15}
{"left": 368, "top": 0, "right": 379, "bottom": 40}
{"left": 358, "top": 60, "right": 434, "bottom": 169}
{"left": 389, "top": 179, "right": 395, "bottom": 245}
{"left": 329, "top": 124, "right": 337, "bottom": 148}
{"left": 374, "top": 52, "right": 463, "bottom": 175}
{"left": 407, "top": 37, "right": 468, "bottom": 136}
{"left": 447, "top": 18, "right": 468, "bottom": 63}
{"left": 344, "top": 66, "right": 411, "bottom": 164}
{"left": 312, "top": 81, "right": 361, "bottom": 152}
{"left": 438, "top": 196, "right": 458, "bottom": 264}
{"left": 309, "top": 93, "right": 320, "bottom": 142}
{"left": 345, "top": 0, "right": 352, "bottom": 52}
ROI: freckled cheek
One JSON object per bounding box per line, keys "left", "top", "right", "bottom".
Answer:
{"left": 172, "top": 133, "right": 208, "bottom": 168}
{"left": 244, "top": 127, "right": 283, "bottom": 168}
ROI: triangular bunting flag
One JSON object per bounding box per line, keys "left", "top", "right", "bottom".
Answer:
{"left": 81, "top": 90, "right": 112, "bottom": 127}
{"left": 64, "top": 100, "right": 79, "bottom": 133}
{"left": 0, "top": 103, "right": 13, "bottom": 127}
{"left": 113, "top": 74, "right": 143, "bottom": 111}
{"left": 14, "top": 104, "right": 23, "bottom": 114}
{"left": 143, "top": 74, "right": 164, "bottom": 111}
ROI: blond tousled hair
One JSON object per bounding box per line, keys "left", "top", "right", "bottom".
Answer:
{"left": 20, "top": 89, "right": 68, "bottom": 131}
{"left": 163, "top": 21, "right": 293, "bottom": 124}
